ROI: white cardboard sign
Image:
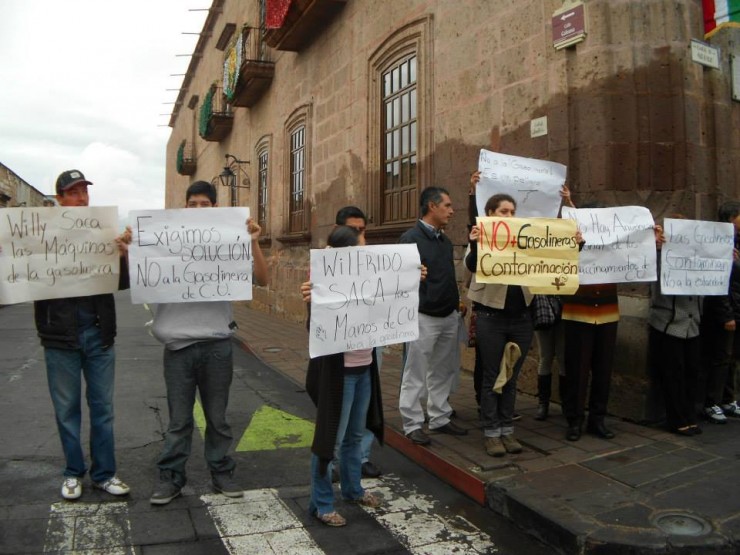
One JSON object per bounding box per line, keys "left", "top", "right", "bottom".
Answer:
{"left": 476, "top": 149, "right": 566, "bottom": 218}
{"left": 309, "top": 244, "right": 421, "bottom": 358}
{"left": 562, "top": 206, "right": 657, "bottom": 284}
{"left": 129, "top": 207, "right": 253, "bottom": 303}
{"left": 660, "top": 218, "right": 734, "bottom": 295}
{"left": 0, "top": 206, "right": 120, "bottom": 304}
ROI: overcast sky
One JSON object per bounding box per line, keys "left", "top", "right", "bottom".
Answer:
{"left": 0, "top": 1, "right": 208, "bottom": 220}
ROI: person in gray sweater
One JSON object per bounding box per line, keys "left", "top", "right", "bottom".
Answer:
{"left": 149, "top": 181, "right": 269, "bottom": 505}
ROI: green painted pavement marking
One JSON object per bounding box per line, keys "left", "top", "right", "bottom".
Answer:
{"left": 236, "top": 405, "right": 315, "bottom": 452}
{"left": 194, "top": 398, "right": 206, "bottom": 439}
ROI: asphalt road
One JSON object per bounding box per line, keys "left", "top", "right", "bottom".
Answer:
{"left": 0, "top": 295, "right": 550, "bottom": 554}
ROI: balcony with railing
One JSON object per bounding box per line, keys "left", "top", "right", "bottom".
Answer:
{"left": 230, "top": 25, "right": 275, "bottom": 108}
{"left": 198, "top": 85, "right": 233, "bottom": 142}
{"left": 176, "top": 140, "right": 197, "bottom": 175}
{"left": 264, "top": 0, "right": 347, "bottom": 52}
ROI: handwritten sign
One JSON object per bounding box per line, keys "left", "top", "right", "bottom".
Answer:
{"left": 475, "top": 216, "right": 580, "bottom": 294}
{"left": 660, "top": 218, "right": 734, "bottom": 295}
{"left": 0, "top": 206, "right": 120, "bottom": 304}
{"left": 476, "top": 149, "right": 566, "bottom": 218}
{"left": 129, "top": 207, "right": 252, "bottom": 304}
{"left": 309, "top": 244, "right": 421, "bottom": 358}
{"left": 562, "top": 206, "right": 656, "bottom": 284}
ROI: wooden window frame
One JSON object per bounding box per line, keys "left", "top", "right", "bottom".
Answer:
{"left": 279, "top": 104, "right": 312, "bottom": 243}
{"left": 366, "top": 16, "right": 434, "bottom": 241}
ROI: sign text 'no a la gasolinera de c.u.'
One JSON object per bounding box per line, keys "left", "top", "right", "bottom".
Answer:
{"left": 128, "top": 207, "right": 254, "bottom": 304}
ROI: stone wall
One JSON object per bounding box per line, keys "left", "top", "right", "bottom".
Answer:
{"left": 166, "top": 0, "right": 740, "bottom": 419}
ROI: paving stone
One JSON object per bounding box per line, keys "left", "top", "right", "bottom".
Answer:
{"left": 595, "top": 503, "right": 655, "bottom": 528}
{"left": 129, "top": 508, "right": 197, "bottom": 546}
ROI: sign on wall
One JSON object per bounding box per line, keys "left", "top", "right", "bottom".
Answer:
{"left": 0, "top": 206, "right": 120, "bottom": 304}
{"left": 691, "top": 39, "right": 721, "bottom": 69}
{"left": 552, "top": 1, "right": 587, "bottom": 50}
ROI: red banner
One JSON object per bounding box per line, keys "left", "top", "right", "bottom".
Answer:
{"left": 266, "top": 0, "right": 292, "bottom": 29}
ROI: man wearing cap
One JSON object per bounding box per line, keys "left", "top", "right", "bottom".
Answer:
{"left": 34, "top": 169, "right": 131, "bottom": 500}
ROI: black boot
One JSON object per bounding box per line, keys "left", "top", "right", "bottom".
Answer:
{"left": 587, "top": 418, "right": 615, "bottom": 439}
{"left": 534, "top": 375, "right": 552, "bottom": 421}
{"left": 566, "top": 418, "right": 582, "bottom": 441}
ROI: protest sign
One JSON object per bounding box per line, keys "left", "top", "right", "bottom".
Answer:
{"left": 476, "top": 149, "right": 566, "bottom": 217}
{"left": 129, "top": 207, "right": 253, "bottom": 304}
{"left": 561, "top": 206, "right": 656, "bottom": 284}
{"left": 0, "top": 206, "right": 120, "bottom": 304}
{"left": 309, "top": 244, "right": 421, "bottom": 358}
{"left": 474, "top": 216, "right": 580, "bottom": 294}
{"left": 660, "top": 218, "right": 734, "bottom": 295}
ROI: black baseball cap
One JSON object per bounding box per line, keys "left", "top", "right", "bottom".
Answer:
{"left": 56, "top": 169, "right": 92, "bottom": 195}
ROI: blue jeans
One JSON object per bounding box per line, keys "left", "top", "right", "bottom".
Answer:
{"left": 309, "top": 368, "right": 371, "bottom": 516}
{"left": 476, "top": 310, "right": 533, "bottom": 437}
{"left": 45, "top": 326, "right": 116, "bottom": 483}
{"left": 335, "top": 348, "right": 382, "bottom": 465}
{"left": 157, "top": 339, "right": 235, "bottom": 486}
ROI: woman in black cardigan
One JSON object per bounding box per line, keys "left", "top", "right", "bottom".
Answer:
{"left": 301, "top": 226, "right": 384, "bottom": 527}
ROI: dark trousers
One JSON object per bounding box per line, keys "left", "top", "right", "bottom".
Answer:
{"left": 650, "top": 328, "right": 699, "bottom": 430}
{"left": 157, "top": 339, "right": 235, "bottom": 486}
{"left": 476, "top": 311, "right": 533, "bottom": 434}
{"left": 563, "top": 320, "right": 617, "bottom": 424}
{"left": 699, "top": 324, "right": 734, "bottom": 408}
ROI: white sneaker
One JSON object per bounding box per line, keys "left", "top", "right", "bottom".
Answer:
{"left": 94, "top": 476, "right": 130, "bottom": 496}
{"left": 704, "top": 405, "right": 728, "bottom": 424}
{"left": 721, "top": 400, "right": 740, "bottom": 417}
{"left": 61, "top": 477, "right": 82, "bottom": 500}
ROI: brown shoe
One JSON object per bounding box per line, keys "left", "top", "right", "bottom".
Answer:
{"left": 501, "top": 434, "right": 523, "bottom": 454}
{"left": 484, "top": 437, "right": 505, "bottom": 457}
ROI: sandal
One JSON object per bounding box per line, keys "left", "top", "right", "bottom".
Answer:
{"left": 315, "top": 511, "right": 346, "bottom": 527}
{"left": 348, "top": 491, "right": 381, "bottom": 508}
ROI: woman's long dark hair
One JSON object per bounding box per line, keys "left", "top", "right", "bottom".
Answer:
{"left": 327, "top": 225, "right": 361, "bottom": 248}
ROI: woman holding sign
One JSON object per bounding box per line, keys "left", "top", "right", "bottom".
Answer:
{"left": 466, "top": 194, "right": 534, "bottom": 457}
{"left": 301, "top": 226, "right": 383, "bottom": 527}
{"left": 649, "top": 220, "right": 702, "bottom": 436}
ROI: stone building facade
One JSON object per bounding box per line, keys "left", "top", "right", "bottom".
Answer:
{"left": 165, "top": 0, "right": 740, "bottom": 420}
{"left": 0, "top": 163, "right": 51, "bottom": 208}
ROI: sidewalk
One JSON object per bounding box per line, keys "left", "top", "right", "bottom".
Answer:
{"left": 233, "top": 303, "right": 740, "bottom": 554}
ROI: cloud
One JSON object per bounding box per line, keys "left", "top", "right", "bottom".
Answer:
{"left": 0, "top": 0, "right": 207, "bottom": 221}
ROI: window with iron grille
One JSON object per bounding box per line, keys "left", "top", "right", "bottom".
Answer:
{"left": 381, "top": 55, "right": 417, "bottom": 224}
{"left": 257, "top": 148, "right": 269, "bottom": 231}
{"left": 289, "top": 126, "right": 305, "bottom": 233}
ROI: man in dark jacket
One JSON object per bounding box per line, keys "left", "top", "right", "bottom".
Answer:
{"left": 35, "top": 169, "right": 131, "bottom": 500}
{"left": 398, "top": 187, "right": 467, "bottom": 445}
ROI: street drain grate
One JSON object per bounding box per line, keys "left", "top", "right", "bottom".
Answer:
{"left": 652, "top": 512, "right": 711, "bottom": 536}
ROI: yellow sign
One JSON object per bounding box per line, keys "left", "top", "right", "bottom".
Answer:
{"left": 475, "top": 216, "right": 580, "bottom": 294}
